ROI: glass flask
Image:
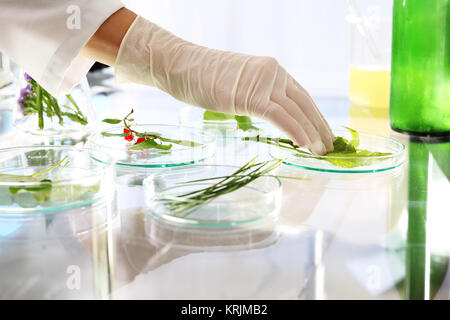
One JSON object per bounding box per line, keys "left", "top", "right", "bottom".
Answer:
{"left": 347, "top": 0, "right": 393, "bottom": 108}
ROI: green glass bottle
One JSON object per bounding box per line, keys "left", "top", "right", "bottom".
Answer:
{"left": 390, "top": 0, "right": 450, "bottom": 135}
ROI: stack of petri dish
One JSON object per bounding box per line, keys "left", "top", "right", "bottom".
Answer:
{"left": 143, "top": 164, "right": 282, "bottom": 249}
{"left": 0, "top": 146, "right": 116, "bottom": 299}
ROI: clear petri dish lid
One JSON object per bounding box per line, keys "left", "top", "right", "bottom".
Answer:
{"left": 87, "top": 124, "right": 216, "bottom": 168}
{"left": 143, "top": 165, "right": 282, "bottom": 229}
{"left": 179, "top": 106, "right": 273, "bottom": 139}
{"left": 271, "top": 130, "right": 406, "bottom": 173}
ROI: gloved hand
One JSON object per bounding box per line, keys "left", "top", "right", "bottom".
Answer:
{"left": 115, "top": 16, "right": 334, "bottom": 155}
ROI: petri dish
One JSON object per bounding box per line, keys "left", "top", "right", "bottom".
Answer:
{"left": 0, "top": 146, "right": 115, "bottom": 214}
{"left": 143, "top": 165, "right": 282, "bottom": 229}
{"left": 179, "top": 106, "right": 272, "bottom": 139}
{"left": 271, "top": 130, "right": 406, "bottom": 173}
{"left": 87, "top": 124, "right": 216, "bottom": 168}
{"left": 88, "top": 124, "right": 216, "bottom": 211}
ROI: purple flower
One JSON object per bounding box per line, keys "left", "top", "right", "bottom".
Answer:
{"left": 24, "top": 73, "right": 32, "bottom": 82}
{"left": 18, "top": 84, "right": 33, "bottom": 108}
{"left": 20, "top": 84, "right": 32, "bottom": 97}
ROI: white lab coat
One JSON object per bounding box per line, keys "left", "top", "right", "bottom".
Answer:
{"left": 0, "top": 0, "right": 124, "bottom": 95}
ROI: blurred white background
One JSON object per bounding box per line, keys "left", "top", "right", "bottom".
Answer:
{"left": 122, "top": 0, "right": 351, "bottom": 99}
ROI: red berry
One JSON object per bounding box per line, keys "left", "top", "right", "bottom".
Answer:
{"left": 136, "top": 137, "right": 146, "bottom": 144}
{"left": 125, "top": 133, "right": 134, "bottom": 142}
{"left": 124, "top": 128, "right": 131, "bottom": 134}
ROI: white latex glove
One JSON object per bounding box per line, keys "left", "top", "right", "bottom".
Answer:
{"left": 115, "top": 16, "right": 334, "bottom": 155}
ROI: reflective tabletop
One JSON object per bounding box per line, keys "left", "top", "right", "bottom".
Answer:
{"left": 0, "top": 84, "right": 448, "bottom": 300}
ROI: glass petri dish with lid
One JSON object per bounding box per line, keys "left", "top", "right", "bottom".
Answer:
{"left": 0, "top": 146, "right": 115, "bottom": 212}
{"left": 87, "top": 124, "right": 216, "bottom": 211}
{"left": 88, "top": 124, "right": 216, "bottom": 168}
{"left": 143, "top": 165, "right": 282, "bottom": 229}
{"left": 270, "top": 130, "right": 406, "bottom": 173}
{"left": 0, "top": 146, "right": 116, "bottom": 299}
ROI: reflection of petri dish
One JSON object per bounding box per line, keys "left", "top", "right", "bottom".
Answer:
{"left": 179, "top": 106, "right": 272, "bottom": 139}
{"left": 271, "top": 130, "right": 406, "bottom": 173}
{"left": 87, "top": 124, "right": 216, "bottom": 168}
{"left": 146, "top": 214, "right": 280, "bottom": 251}
{"left": 144, "top": 165, "right": 282, "bottom": 229}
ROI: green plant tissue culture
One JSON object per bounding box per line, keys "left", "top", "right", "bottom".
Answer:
{"left": 158, "top": 156, "right": 310, "bottom": 218}
{"left": 0, "top": 157, "right": 100, "bottom": 208}
{"left": 203, "top": 111, "right": 259, "bottom": 131}
{"left": 244, "top": 127, "right": 392, "bottom": 168}
{"left": 101, "top": 109, "right": 200, "bottom": 151}
{"left": 320, "top": 127, "right": 391, "bottom": 168}
{"left": 128, "top": 139, "right": 173, "bottom": 151}
{"left": 18, "top": 74, "right": 88, "bottom": 130}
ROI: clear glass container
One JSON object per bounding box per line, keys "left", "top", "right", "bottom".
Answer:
{"left": 14, "top": 74, "right": 95, "bottom": 139}
{"left": 0, "top": 52, "right": 19, "bottom": 136}
{"left": 87, "top": 124, "right": 216, "bottom": 211}
{"left": 0, "top": 146, "right": 117, "bottom": 299}
{"left": 179, "top": 106, "right": 272, "bottom": 139}
{"left": 347, "top": 0, "right": 393, "bottom": 108}
{"left": 144, "top": 165, "right": 282, "bottom": 228}
{"left": 0, "top": 51, "right": 19, "bottom": 111}
{"left": 271, "top": 130, "right": 406, "bottom": 173}
{"left": 179, "top": 106, "right": 274, "bottom": 164}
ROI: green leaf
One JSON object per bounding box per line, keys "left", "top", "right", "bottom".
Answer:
{"left": 9, "top": 179, "right": 52, "bottom": 195}
{"left": 203, "top": 111, "right": 235, "bottom": 121}
{"left": 333, "top": 136, "right": 356, "bottom": 153}
{"left": 343, "top": 126, "right": 360, "bottom": 148}
{"left": 127, "top": 139, "right": 173, "bottom": 151}
{"left": 102, "top": 118, "right": 122, "bottom": 124}
{"left": 65, "top": 94, "right": 82, "bottom": 114}
{"left": 1, "top": 177, "right": 100, "bottom": 209}
{"left": 235, "top": 115, "right": 258, "bottom": 132}
{"left": 136, "top": 131, "right": 162, "bottom": 137}
{"left": 0, "top": 186, "right": 13, "bottom": 205}
{"left": 47, "top": 183, "right": 100, "bottom": 202}
{"left": 63, "top": 112, "right": 88, "bottom": 125}
{"left": 322, "top": 150, "right": 392, "bottom": 168}
{"left": 46, "top": 92, "right": 64, "bottom": 125}
{"left": 204, "top": 111, "right": 260, "bottom": 132}
{"left": 36, "top": 86, "right": 44, "bottom": 130}
{"left": 101, "top": 132, "right": 127, "bottom": 137}
{"left": 159, "top": 137, "right": 201, "bottom": 147}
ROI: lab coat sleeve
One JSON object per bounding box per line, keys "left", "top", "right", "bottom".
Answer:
{"left": 0, "top": 0, "right": 124, "bottom": 95}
